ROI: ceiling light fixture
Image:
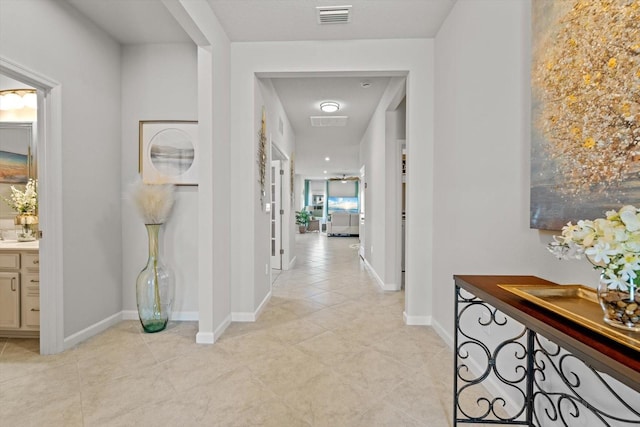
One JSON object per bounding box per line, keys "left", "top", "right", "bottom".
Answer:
{"left": 323, "top": 170, "right": 327, "bottom": 174}
{"left": 0, "top": 89, "right": 37, "bottom": 111}
{"left": 320, "top": 101, "right": 340, "bottom": 113}
{"left": 325, "top": 157, "right": 330, "bottom": 162}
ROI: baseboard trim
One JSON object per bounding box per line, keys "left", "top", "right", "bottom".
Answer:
{"left": 431, "top": 318, "right": 453, "bottom": 348}
{"left": 403, "top": 311, "right": 432, "bottom": 326}
{"left": 381, "top": 282, "right": 401, "bottom": 291}
{"left": 231, "top": 290, "right": 272, "bottom": 322}
{"left": 363, "top": 258, "right": 386, "bottom": 290}
{"left": 63, "top": 311, "right": 122, "bottom": 350}
{"left": 212, "top": 314, "right": 232, "bottom": 341}
{"left": 288, "top": 255, "right": 297, "bottom": 270}
{"left": 121, "top": 310, "right": 199, "bottom": 322}
{"left": 196, "top": 331, "right": 214, "bottom": 344}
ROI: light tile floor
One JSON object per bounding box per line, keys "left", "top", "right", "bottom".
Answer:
{"left": 0, "top": 233, "right": 462, "bottom": 426}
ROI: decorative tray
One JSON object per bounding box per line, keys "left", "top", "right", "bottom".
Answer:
{"left": 497, "top": 284, "right": 640, "bottom": 351}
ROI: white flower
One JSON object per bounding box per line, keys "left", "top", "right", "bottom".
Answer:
{"left": 585, "top": 242, "right": 619, "bottom": 265}
{"left": 2, "top": 179, "right": 37, "bottom": 214}
{"left": 601, "top": 271, "right": 629, "bottom": 291}
{"left": 619, "top": 206, "right": 640, "bottom": 232}
{"left": 549, "top": 205, "right": 640, "bottom": 291}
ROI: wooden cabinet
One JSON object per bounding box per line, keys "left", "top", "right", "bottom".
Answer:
{"left": 0, "top": 272, "right": 20, "bottom": 328}
{"left": 0, "top": 250, "right": 39, "bottom": 337}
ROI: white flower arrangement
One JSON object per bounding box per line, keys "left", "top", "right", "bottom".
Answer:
{"left": 2, "top": 179, "right": 37, "bottom": 214}
{"left": 548, "top": 205, "right": 640, "bottom": 291}
{"left": 130, "top": 180, "right": 175, "bottom": 224}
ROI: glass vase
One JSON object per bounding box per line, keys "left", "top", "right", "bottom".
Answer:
{"left": 15, "top": 214, "right": 38, "bottom": 241}
{"left": 597, "top": 277, "right": 640, "bottom": 332}
{"left": 136, "top": 224, "right": 174, "bottom": 333}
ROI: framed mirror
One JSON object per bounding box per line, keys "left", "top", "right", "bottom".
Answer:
{"left": 0, "top": 121, "right": 35, "bottom": 218}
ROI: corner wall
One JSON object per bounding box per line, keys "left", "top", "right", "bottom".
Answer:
{"left": 432, "top": 0, "right": 597, "bottom": 344}
{"left": 121, "top": 43, "right": 199, "bottom": 319}
{"left": 0, "top": 0, "right": 123, "bottom": 338}
{"left": 231, "top": 39, "right": 434, "bottom": 322}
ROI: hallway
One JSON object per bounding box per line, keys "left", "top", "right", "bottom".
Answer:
{"left": 1, "top": 233, "right": 455, "bottom": 426}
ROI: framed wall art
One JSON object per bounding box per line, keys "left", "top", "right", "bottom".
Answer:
{"left": 139, "top": 120, "right": 198, "bottom": 186}
{"left": 0, "top": 122, "right": 34, "bottom": 184}
{"left": 530, "top": 1, "right": 639, "bottom": 230}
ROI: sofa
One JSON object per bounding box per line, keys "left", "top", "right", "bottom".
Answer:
{"left": 327, "top": 213, "right": 359, "bottom": 236}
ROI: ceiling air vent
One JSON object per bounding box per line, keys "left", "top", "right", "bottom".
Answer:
{"left": 316, "top": 5, "right": 352, "bottom": 25}
{"left": 310, "top": 116, "right": 349, "bottom": 127}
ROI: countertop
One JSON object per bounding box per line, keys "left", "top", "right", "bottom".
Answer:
{"left": 0, "top": 240, "right": 39, "bottom": 250}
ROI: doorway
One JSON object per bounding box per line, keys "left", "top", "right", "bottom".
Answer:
{"left": 270, "top": 159, "right": 283, "bottom": 270}
{"left": 1, "top": 57, "right": 64, "bottom": 354}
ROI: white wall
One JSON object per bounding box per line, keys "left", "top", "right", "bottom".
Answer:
{"left": 432, "top": 0, "right": 597, "bottom": 344}
{"left": 359, "top": 77, "right": 406, "bottom": 290}
{"left": 161, "top": 0, "right": 233, "bottom": 342}
{"left": 121, "top": 43, "right": 199, "bottom": 319}
{"left": 231, "top": 39, "right": 434, "bottom": 322}
{"left": 0, "top": 0, "right": 123, "bottom": 338}
{"left": 258, "top": 78, "right": 296, "bottom": 270}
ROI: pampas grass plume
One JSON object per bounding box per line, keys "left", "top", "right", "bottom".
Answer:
{"left": 131, "top": 180, "right": 175, "bottom": 224}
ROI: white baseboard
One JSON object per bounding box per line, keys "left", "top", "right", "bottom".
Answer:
{"left": 403, "top": 311, "right": 432, "bottom": 326}
{"left": 431, "top": 318, "right": 453, "bottom": 348}
{"left": 380, "top": 282, "right": 401, "bottom": 291}
{"left": 362, "top": 258, "right": 387, "bottom": 290}
{"left": 213, "top": 314, "right": 232, "bottom": 341}
{"left": 121, "top": 310, "right": 199, "bottom": 321}
{"left": 231, "top": 290, "right": 272, "bottom": 322}
{"left": 63, "top": 311, "right": 122, "bottom": 350}
{"left": 196, "top": 331, "right": 214, "bottom": 344}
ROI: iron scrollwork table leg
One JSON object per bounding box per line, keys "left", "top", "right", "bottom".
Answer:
{"left": 454, "top": 285, "right": 640, "bottom": 426}
{"left": 454, "top": 284, "right": 533, "bottom": 425}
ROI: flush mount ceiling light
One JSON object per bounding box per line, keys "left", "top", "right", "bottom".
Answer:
{"left": 325, "top": 157, "right": 331, "bottom": 162}
{"left": 320, "top": 101, "right": 340, "bottom": 113}
{"left": 0, "top": 89, "right": 37, "bottom": 111}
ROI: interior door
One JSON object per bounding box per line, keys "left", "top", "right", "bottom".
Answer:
{"left": 271, "top": 160, "right": 282, "bottom": 269}
{"left": 359, "top": 165, "right": 365, "bottom": 259}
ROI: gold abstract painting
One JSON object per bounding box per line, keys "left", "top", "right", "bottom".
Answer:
{"left": 530, "top": 0, "right": 640, "bottom": 230}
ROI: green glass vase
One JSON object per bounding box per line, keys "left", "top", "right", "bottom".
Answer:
{"left": 136, "top": 224, "right": 174, "bottom": 333}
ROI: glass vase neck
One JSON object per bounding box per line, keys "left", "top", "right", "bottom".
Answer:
{"left": 145, "top": 224, "right": 161, "bottom": 259}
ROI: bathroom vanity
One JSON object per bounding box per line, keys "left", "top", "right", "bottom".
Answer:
{"left": 0, "top": 240, "right": 39, "bottom": 338}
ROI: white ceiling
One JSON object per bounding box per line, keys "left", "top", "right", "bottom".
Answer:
{"left": 207, "top": 0, "right": 457, "bottom": 42}
{"left": 61, "top": 0, "right": 454, "bottom": 177}
{"left": 270, "top": 76, "right": 391, "bottom": 178}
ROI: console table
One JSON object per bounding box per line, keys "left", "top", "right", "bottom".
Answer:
{"left": 454, "top": 275, "right": 640, "bottom": 426}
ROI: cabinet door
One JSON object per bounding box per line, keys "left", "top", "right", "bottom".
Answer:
{"left": 22, "top": 252, "right": 39, "bottom": 272}
{"left": 0, "top": 272, "right": 20, "bottom": 329}
{"left": 22, "top": 273, "right": 39, "bottom": 328}
{"left": 22, "top": 273, "right": 40, "bottom": 329}
{"left": 0, "top": 253, "right": 20, "bottom": 269}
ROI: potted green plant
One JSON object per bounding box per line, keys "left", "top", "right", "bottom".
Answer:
{"left": 295, "top": 210, "right": 311, "bottom": 234}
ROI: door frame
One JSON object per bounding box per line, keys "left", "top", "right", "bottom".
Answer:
{"left": 270, "top": 158, "right": 282, "bottom": 270}
{"left": 1, "top": 57, "right": 64, "bottom": 354}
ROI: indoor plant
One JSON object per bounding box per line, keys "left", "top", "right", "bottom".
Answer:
{"left": 131, "top": 180, "right": 175, "bottom": 333}
{"left": 295, "top": 210, "right": 310, "bottom": 234}
{"left": 548, "top": 205, "right": 640, "bottom": 331}
{"left": 2, "top": 178, "right": 38, "bottom": 241}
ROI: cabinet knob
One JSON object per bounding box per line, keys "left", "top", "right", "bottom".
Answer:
{"left": 33, "top": 259, "right": 39, "bottom": 265}
{"left": 30, "top": 279, "right": 39, "bottom": 283}
{"left": 30, "top": 308, "right": 40, "bottom": 312}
